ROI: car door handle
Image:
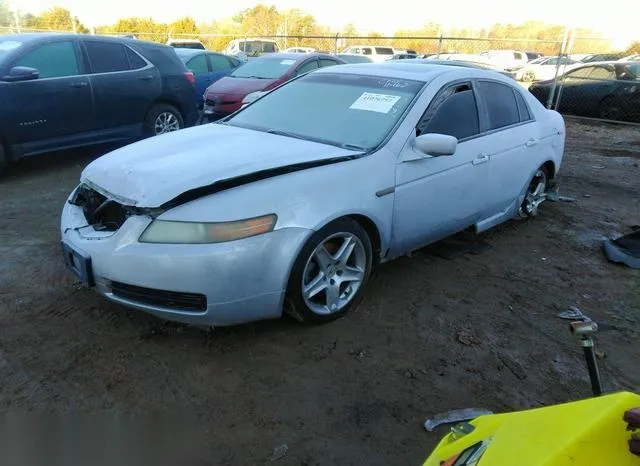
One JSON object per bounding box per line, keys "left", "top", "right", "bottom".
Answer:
{"left": 472, "top": 154, "right": 490, "bottom": 165}
{"left": 69, "top": 81, "right": 88, "bottom": 88}
{"left": 139, "top": 75, "right": 154, "bottom": 81}
{"left": 525, "top": 138, "right": 538, "bottom": 147}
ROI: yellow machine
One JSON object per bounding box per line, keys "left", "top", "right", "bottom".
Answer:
{"left": 423, "top": 391, "right": 640, "bottom": 465}
{"left": 423, "top": 314, "right": 640, "bottom": 465}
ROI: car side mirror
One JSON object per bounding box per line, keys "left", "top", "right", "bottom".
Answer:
{"left": 414, "top": 133, "right": 458, "bottom": 156}
{"left": 2, "top": 66, "right": 40, "bottom": 82}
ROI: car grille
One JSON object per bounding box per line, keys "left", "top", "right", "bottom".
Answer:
{"left": 205, "top": 98, "right": 237, "bottom": 107}
{"left": 110, "top": 281, "right": 207, "bottom": 313}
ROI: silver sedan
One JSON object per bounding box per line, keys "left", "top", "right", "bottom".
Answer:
{"left": 61, "top": 63, "right": 565, "bottom": 326}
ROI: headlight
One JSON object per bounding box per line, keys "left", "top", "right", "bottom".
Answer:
{"left": 139, "top": 214, "right": 277, "bottom": 244}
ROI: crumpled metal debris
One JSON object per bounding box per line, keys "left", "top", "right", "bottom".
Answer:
{"left": 557, "top": 306, "right": 588, "bottom": 321}
{"left": 424, "top": 408, "right": 494, "bottom": 432}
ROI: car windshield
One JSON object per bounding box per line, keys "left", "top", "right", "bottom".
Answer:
{"left": 0, "top": 39, "right": 24, "bottom": 62}
{"left": 230, "top": 56, "right": 296, "bottom": 79}
{"left": 225, "top": 72, "right": 423, "bottom": 150}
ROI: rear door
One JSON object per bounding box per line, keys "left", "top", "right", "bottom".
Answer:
{"left": 82, "top": 39, "right": 161, "bottom": 136}
{"left": 4, "top": 39, "right": 93, "bottom": 154}
{"left": 475, "top": 80, "right": 539, "bottom": 223}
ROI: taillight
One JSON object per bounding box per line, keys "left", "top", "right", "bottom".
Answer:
{"left": 184, "top": 71, "right": 195, "bottom": 85}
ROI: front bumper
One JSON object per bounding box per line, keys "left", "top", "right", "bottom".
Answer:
{"left": 60, "top": 201, "right": 311, "bottom": 326}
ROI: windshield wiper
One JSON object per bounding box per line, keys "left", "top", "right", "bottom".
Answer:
{"left": 266, "top": 129, "right": 306, "bottom": 140}
{"left": 234, "top": 75, "right": 270, "bottom": 79}
{"left": 340, "top": 143, "right": 368, "bottom": 152}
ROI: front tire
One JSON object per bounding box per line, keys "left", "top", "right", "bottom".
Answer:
{"left": 285, "top": 218, "right": 373, "bottom": 324}
{"left": 144, "top": 104, "right": 184, "bottom": 137}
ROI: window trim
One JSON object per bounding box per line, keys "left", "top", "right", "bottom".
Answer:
{"left": 80, "top": 40, "right": 152, "bottom": 77}
{"left": 8, "top": 38, "right": 85, "bottom": 82}
{"left": 416, "top": 79, "right": 482, "bottom": 143}
{"left": 294, "top": 58, "right": 319, "bottom": 76}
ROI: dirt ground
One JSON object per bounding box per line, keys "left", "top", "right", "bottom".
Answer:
{"left": 0, "top": 119, "right": 639, "bottom": 465}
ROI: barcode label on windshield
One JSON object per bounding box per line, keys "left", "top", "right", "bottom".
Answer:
{"left": 349, "top": 92, "right": 401, "bottom": 114}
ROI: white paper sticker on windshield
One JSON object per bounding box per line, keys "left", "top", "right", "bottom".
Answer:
{"left": 280, "top": 59, "right": 296, "bottom": 65}
{"left": 0, "top": 41, "right": 22, "bottom": 51}
{"left": 349, "top": 92, "right": 401, "bottom": 114}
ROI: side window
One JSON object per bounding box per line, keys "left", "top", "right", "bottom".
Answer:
{"left": 566, "top": 66, "right": 593, "bottom": 79}
{"left": 126, "top": 48, "right": 146, "bottom": 70}
{"left": 588, "top": 66, "right": 616, "bottom": 80}
{"left": 295, "top": 60, "right": 319, "bottom": 75}
{"left": 209, "top": 54, "right": 233, "bottom": 71}
{"left": 513, "top": 90, "right": 532, "bottom": 122}
{"left": 186, "top": 54, "right": 208, "bottom": 74}
{"left": 85, "top": 41, "right": 129, "bottom": 73}
{"left": 477, "top": 81, "right": 520, "bottom": 130}
{"left": 546, "top": 58, "right": 559, "bottom": 66}
{"left": 362, "top": 48, "right": 372, "bottom": 55}
{"left": 15, "top": 41, "right": 79, "bottom": 78}
{"left": 417, "top": 83, "right": 479, "bottom": 140}
{"left": 514, "top": 52, "right": 523, "bottom": 60}
{"left": 263, "top": 43, "right": 276, "bottom": 53}
{"left": 319, "top": 59, "right": 339, "bottom": 68}
{"left": 353, "top": 48, "right": 361, "bottom": 54}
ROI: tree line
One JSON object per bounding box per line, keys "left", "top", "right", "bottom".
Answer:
{"left": 1, "top": 1, "right": 638, "bottom": 56}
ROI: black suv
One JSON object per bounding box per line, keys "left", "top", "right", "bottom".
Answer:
{"left": 0, "top": 34, "right": 199, "bottom": 170}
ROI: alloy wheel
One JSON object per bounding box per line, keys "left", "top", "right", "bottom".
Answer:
{"left": 519, "top": 169, "right": 548, "bottom": 218}
{"left": 301, "top": 232, "right": 367, "bottom": 315}
{"left": 154, "top": 112, "right": 181, "bottom": 135}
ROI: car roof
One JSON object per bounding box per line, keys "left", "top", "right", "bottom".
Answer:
{"left": 254, "top": 52, "right": 342, "bottom": 62}
{"left": 174, "top": 48, "right": 209, "bottom": 57}
{"left": 168, "top": 39, "right": 202, "bottom": 43}
{"left": 0, "top": 33, "right": 161, "bottom": 48}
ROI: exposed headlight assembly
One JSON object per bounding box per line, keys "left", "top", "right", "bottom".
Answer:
{"left": 139, "top": 214, "right": 277, "bottom": 244}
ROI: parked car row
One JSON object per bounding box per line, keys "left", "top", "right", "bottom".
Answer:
{"left": 60, "top": 60, "right": 565, "bottom": 327}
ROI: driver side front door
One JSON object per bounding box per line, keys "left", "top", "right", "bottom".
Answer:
{"left": 391, "top": 81, "right": 491, "bottom": 256}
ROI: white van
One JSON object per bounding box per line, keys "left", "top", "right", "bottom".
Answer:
{"left": 224, "top": 39, "right": 280, "bottom": 57}
{"left": 342, "top": 45, "right": 395, "bottom": 63}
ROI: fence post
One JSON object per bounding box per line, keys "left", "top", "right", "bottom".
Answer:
{"left": 547, "top": 28, "right": 570, "bottom": 109}
{"left": 436, "top": 31, "right": 443, "bottom": 57}
{"left": 334, "top": 32, "right": 339, "bottom": 54}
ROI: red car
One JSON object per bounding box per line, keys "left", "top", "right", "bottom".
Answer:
{"left": 203, "top": 53, "right": 346, "bottom": 121}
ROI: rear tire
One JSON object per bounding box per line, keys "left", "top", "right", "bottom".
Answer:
{"left": 144, "top": 104, "right": 184, "bottom": 137}
{"left": 518, "top": 166, "right": 549, "bottom": 219}
{"left": 285, "top": 218, "right": 373, "bottom": 324}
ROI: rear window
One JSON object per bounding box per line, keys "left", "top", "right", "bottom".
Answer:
{"left": 230, "top": 56, "right": 296, "bottom": 79}
{"left": 171, "top": 42, "right": 205, "bottom": 50}
{"left": 375, "top": 47, "right": 394, "bottom": 55}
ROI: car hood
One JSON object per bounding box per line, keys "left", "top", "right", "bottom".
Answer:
{"left": 204, "top": 76, "right": 278, "bottom": 97}
{"left": 80, "top": 124, "right": 361, "bottom": 208}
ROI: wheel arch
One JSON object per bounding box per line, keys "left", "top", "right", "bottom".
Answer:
{"left": 146, "top": 96, "right": 186, "bottom": 120}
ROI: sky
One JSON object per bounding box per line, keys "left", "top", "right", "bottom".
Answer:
{"left": 7, "top": 0, "right": 638, "bottom": 48}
